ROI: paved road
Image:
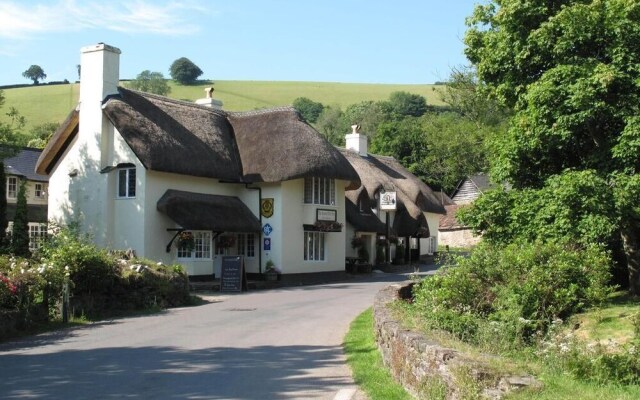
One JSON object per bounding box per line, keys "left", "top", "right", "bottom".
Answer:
{"left": 0, "top": 267, "right": 434, "bottom": 400}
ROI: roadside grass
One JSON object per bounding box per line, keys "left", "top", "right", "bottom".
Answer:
{"left": 344, "top": 308, "right": 412, "bottom": 400}
{"left": 1, "top": 81, "right": 444, "bottom": 131}
{"left": 392, "top": 292, "right": 640, "bottom": 400}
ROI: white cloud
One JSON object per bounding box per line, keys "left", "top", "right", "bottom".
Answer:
{"left": 0, "top": 0, "right": 212, "bottom": 39}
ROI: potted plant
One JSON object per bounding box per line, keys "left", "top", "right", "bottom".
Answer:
{"left": 264, "top": 259, "right": 279, "bottom": 281}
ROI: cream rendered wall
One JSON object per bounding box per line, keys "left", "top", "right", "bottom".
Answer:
{"left": 6, "top": 180, "right": 48, "bottom": 206}
{"left": 419, "top": 212, "right": 441, "bottom": 255}
{"left": 279, "top": 179, "right": 348, "bottom": 274}
{"left": 142, "top": 171, "right": 261, "bottom": 276}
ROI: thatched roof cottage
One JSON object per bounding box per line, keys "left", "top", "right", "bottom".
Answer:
{"left": 37, "top": 43, "right": 360, "bottom": 279}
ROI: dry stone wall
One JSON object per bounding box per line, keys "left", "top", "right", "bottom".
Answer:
{"left": 373, "top": 282, "right": 541, "bottom": 399}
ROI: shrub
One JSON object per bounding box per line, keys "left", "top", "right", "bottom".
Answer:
{"left": 412, "top": 241, "right": 613, "bottom": 345}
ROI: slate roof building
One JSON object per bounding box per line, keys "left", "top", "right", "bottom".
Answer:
{"left": 4, "top": 147, "right": 49, "bottom": 250}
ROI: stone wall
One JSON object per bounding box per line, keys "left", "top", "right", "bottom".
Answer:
{"left": 373, "top": 283, "right": 541, "bottom": 399}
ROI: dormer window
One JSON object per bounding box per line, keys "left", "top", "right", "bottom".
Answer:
{"left": 304, "top": 177, "right": 335, "bottom": 205}
{"left": 117, "top": 166, "right": 136, "bottom": 198}
{"left": 7, "top": 177, "right": 17, "bottom": 199}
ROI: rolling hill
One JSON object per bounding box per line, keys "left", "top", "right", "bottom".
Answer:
{"left": 0, "top": 80, "right": 444, "bottom": 132}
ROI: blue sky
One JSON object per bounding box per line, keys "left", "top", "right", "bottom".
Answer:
{"left": 0, "top": 0, "right": 481, "bottom": 86}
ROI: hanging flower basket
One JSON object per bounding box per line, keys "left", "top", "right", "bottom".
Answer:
{"left": 176, "top": 231, "right": 195, "bottom": 252}
{"left": 217, "top": 235, "right": 236, "bottom": 249}
{"left": 351, "top": 236, "right": 365, "bottom": 249}
{"left": 313, "top": 221, "right": 343, "bottom": 232}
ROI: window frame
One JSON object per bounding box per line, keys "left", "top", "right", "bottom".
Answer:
{"left": 28, "top": 223, "right": 47, "bottom": 251}
{"left": 303, "top": 177, "right": 336, "bottom": 206}
{"left": 117, "top": 167, "right": 136, "bottom": 199}
{"left": 303, "top": 231, "right": 326, "bottom": 261}
{"left": 34, "top": 183, "right": 46, "bottom": 199}
{"left": 177, "top": 230, "right": 212, "bottom": 260}
{"left": 7, "top": 176, "right": 17, "bottom": 199}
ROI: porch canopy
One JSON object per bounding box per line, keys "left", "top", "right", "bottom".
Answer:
{"left": 157, "top": 189, "right": 261, "bottom": 232}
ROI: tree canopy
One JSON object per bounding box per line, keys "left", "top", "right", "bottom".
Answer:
{"left": 22, "top": 65, "right": 46, "bottom": 85}
{"left": 169, "top": 57, "right": 203, "bottom": 85}
{"left": 463, "top": 0, "right": 640, "bottom": 294}
{"left": 292, "top": 97, "right": 324, "bottom": 123}
{"left": 128, "top": 70, "right": 171, "bottom": 96}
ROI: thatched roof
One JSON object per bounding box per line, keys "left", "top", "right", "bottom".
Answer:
{"left": 345, "top": 198, "right": 388, "bottom": 234}
{"left": 341, "top": 148, "right": 445, "bottom": 237}
{"left": 440, "top": 204, "right": 466, "bottom": 230}
{"left": 157, "top": 190, "right": 261, "bottom": 232}
{"left": 37, "top": 87, "right": 360, "bottom": 188}
{"left": 35, "top": 109, "right": 79, "bottom": 175}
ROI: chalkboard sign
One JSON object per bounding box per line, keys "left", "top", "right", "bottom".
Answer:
{"left": 220, "top": 256, "right": 247, "bottom": 292}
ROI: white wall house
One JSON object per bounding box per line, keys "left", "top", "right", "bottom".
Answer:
{"left": 36, "top": 43, "right": 360, "bottom": 279}
{"left": 341, "top": 126, "right": 447, "bottom": 264}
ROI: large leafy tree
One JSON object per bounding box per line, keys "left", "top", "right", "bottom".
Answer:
{"left": 464, "top": 0, "right": 640, "bottom": 294}
{"left": 22, "top": 65, "right": 46, "bottom": 85}
{"left": 128, "top": 70, "right": 171, "bottom": 96}
{"left": 11, "top": 180, "right": 30, "bottom": 257}
{"left": 169, "top": 57, "right": 203, "bottom": 85}
{"left": 292, "top": 97, "right": 324, "bottom": 123}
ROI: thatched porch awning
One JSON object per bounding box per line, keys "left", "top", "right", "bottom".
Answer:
{"left": 345, "top": 199, "right": 388, "bottom": 234}
{"left": 157, "top": 190, "right": 261, "bottom": 232}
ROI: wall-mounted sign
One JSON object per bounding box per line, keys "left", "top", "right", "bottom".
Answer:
{"left": 380, "top": 191, "right": 397, "bottom": 211}
{"left": 260, "top": 198, "right": 274, "bottom": 218}
{"left": 264, "top": 238, "right": 271, "bottom": 251}
{"left": 316, "top": 208, "right": 337, "bottom": 222}
{"left": 262, "top": 223, "right": 273, "bottom": 236}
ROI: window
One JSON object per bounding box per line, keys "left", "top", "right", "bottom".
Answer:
{"left": 34, "top": 183, "right": 46, "bottom": 198}
{"left": 7, "top": 177, "right": 17, "bottom": 199}
{"left": 304, "top": 231, "right": 326, "bottom": 261}
{"left": 28, "top": 223, "right": 47, "bottom": 251}
{"left": 117, "top": 167, "right": 136, "bottom": 198}
{"left": 304, "top": 177, "right": 335, "bottom": 205}
{"left": 237, "top": 233, "right": 256, "bottom": 257}
{"left": 177, "top": 231, "right": 211, "bottom": 259}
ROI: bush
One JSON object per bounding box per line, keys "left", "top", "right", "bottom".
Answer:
{"left": 412, "top": 241, "right": 613, "bottom": 345}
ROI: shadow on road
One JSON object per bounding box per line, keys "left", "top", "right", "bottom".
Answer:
{"left": 0, "top": 344, "right": 352, "bottom": 399}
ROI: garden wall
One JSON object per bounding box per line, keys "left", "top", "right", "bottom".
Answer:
{"left": 373, "top": 282, "right": 541, "bottom": 399}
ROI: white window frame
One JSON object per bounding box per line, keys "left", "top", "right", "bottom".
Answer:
{"left": 237, "top": 233, "right": 256, "bottom": 258}
{"left": 117, "top": 167, "right": 136, "bottom": 198}
{"left": 7, "top": 177, "right": 17, "bottom": 199}
{"left": 304, "top": 231, "right": 326, "bottom": 261}
{"left": 28, "top": 223, "right": 47, "bottom": 251}
{"left": 177, "top": 231, "right": 212, "bottom": 260}
{"left": 34, "top": 183, "right": 46, "bottom": 199}
{"left": 304, "top": 177, "right": 335, "bottom": 205}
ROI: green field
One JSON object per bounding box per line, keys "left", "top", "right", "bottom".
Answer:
{"left": 1, "top": 80, "right": 444, "bottom": 132}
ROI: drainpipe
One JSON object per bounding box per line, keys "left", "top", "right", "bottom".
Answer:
{"left": 245, "top": 184, "right": 263, "bottom": 275}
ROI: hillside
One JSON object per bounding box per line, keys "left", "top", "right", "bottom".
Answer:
{"left": 0, "top": 80, "right": 444, "bottom": 132}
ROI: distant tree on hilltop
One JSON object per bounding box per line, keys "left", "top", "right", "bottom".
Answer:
{"left": 128, "top": 70, "right": 171, "bottom": 96}
{"left": 293, "top": 97, "right": 324, "bottom": 123}
{"left": 169, "top": 57, "right": 203, "bottom": 85}
{"left": 22, "top": 65, "right": 47, "bottom": 85}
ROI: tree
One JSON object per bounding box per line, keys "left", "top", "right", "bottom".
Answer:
{"left": 465, "top": 0, "right": 640, "bottom": 294}
{"left": 11, "top": 180, "right": 30, "bottom": 257}
{"left": 292, "top": 97, "right": 324, "bottom": 123}
{"left": 26, "top": 122, "right": 58, "bottom": 149}
{"left": 22, "top": 65, "right": 46, "bottom": 85}
{"left": 315, "top": 105, "right": 345, "bottom": 146}
{"left": 128, "top": 70, "right": 171, "bottom": 96}
{"left": 387, "top": 91, "right": 428, "bottom": 117}
{"left": 169, "top": 57, "right": 203, "bottom": 85}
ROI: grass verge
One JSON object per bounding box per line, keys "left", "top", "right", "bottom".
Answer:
{"left": 344, "top": 308, "right": 412, "bottom": 400}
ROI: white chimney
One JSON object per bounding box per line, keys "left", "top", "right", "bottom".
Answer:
{"left": 79, "top": 43, "right": 121, "bottom": 162}
{"left": 345, "top": 124, "right": 368, "bottom": 156}
{"left": 195, "top": 86, "right": 223, "bottom": 109}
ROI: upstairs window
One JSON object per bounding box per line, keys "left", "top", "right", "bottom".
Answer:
{"left": 303, "top": 177, "right": 335, "bottom": 205}
{"left": 34, "top": 183, "right": 46, "bottom": 199}
{"left": 117, "top": 167, "right": 136, "bottom": 198}
{"left": 7, "top": 177, "right": 17, "bottom": 199}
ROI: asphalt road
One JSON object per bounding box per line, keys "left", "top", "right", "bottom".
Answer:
{"left": 0, "top": 269, "right": 431, "bottom": 400}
